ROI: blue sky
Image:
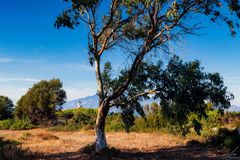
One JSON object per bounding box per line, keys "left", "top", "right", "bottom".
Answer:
{"left": 0, "top": 0, "right": 240, "bottom": 106}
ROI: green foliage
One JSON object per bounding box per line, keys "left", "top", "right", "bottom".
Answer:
{"left": 105, "top": 113, "right": 125, "bottom": 132}
{"left": 200, "top": 110, "right": 222, "bottom": 137}
{"left": 103, "top": 56, "right": 232, "bottom": 134}
{"left": 9, "top": 119, "right": 34, "bottom": 130}
{"left": 14, "top": 79, "right": 66, "bottom": 125}
{"left": 51, "top": 108, "right": 97, "bottom": 132}
{"left": 56, "top": 109, "right": 74, "bottom": 124}
{"left": 0, "top": 119, "right": 34, "bottom": 130}
{"left": 0, "top": 119, "right": 14, "bottom": 130}
{"left": 0, "top": 96, "right": 14, "bottom": 120}
{"left": 154, "top": 56, "right": 233, "bottom": 133}
{"left": 72, "top": 108, "right": 97, "bottom": 126}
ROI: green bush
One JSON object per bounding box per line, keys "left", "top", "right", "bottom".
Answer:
{"left": 10, "top": 119, "right": 34, "bottom": 130}
{"left": 56, "top": 109, "right": 75, "bottom": 124}
{"left": 105, "top": 114, "right": 124, "bottom": 132}
{"left": 0, "top": 119, "right": 14, "bottom": 130}
{"left": 72, "top": 108, "right": 97, "bottom": 127}
{"left": 50, "top": 108, "right": 98, "bottom": 132}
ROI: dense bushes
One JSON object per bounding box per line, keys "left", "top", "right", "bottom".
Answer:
{"left": 0, "top": 119, "right": 34, "bottom": 130}
{"left": 105, "top": 113, "right": 125, "bottom": 132}
{"left": 50, "top": 108, "right": 97, "bottom": 131}
{"left": 51, "top": 106, "right": 240, "bottom": 137}
{"left": 0, "top": 119, "right": 14, "bottom": 130}
{"left": 9, "top": 119, "right": 34, "bottom": 130}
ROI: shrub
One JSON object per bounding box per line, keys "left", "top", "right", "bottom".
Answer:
{"left": 105, "top": 114, "right": 124, "bottom": 132}
{"left": 0, "top": 119, "right": 14, "bottom": 130}
{"left": 56, "top": 109, "right": 74, "bottom": 124}
{"left": 50, "top": 108, "right": 97, "bottom": 132}
{"left": 71, "top": 108, "right": 97, "bottom": 127}
{"left": 200, "top": 110, "right": 222, "bottom": 137}
{"left": 10, "top": 119, "right": 34, "bottom": 130}
{"left": 132, "top": 117, "right": 148, "bottom": 132}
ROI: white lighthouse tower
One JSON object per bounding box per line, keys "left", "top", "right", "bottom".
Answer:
{"left": 77, "top": 101, "right": 82, "bottom": 108}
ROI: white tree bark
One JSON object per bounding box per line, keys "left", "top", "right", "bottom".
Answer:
{"left": 95, "top": 102, "right": 109, "bottom": 152}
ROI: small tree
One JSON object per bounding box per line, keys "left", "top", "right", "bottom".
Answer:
{"left": 14, "top": 79, "right": 66, "bottom": 124}
{"left": 0, "top": 96, "right": 14, "bottom": 120}
{"left": 56, "top": 0, "right": 240, "bottom": 151}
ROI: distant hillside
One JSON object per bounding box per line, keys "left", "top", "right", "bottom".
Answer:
{"left": 61, "top": 95, "right": 99, "bottom": 110}
{"left": 61, "top": 95, "right": 240, "bottom": 112}
{"left": 61, "top": 95, "right": 157, "bottom": 113}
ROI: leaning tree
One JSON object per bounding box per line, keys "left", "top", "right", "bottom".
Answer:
{"left": 55, "top": 0, "right": 240, "bottom": 151}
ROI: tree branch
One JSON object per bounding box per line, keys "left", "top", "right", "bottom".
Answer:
{"left": 109, "top": 90, "right": 158, "bottom": 108}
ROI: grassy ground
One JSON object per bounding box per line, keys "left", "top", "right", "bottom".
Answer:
{"left": 0, "top": 128, "right": 235, "bottom": 160}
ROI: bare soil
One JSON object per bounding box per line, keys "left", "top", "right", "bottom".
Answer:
{"left": 0, "top": 129, "right": 232, "bottom": 160}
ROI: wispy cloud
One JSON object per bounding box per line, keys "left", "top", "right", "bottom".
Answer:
{"left": 0, "top": 77, "right": 39, "bottom": 82}
{"left": 0, "top": 56, "right": 44, "bottom": 64}
{"left": 64, "top": 81, "right": 97, "bottom": 101}
{"left": 0, "top": 57, "right": 14, "bottom": 63}
{"left": 223, "top": 73, "right": 240, "bottom": 85}
{"left": 65, "top": 63, "right": 94, "bottom": 72}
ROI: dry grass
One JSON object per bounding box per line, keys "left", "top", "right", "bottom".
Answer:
{"left": 0, "top": 129, "right": 187, "bottom": 154}
{"left": 0, "top": 129, "right": 229, "bottom": 159}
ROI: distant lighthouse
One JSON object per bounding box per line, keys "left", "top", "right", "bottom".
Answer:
{"left": 77, "top": 101, "right": 82, "bottom": 108}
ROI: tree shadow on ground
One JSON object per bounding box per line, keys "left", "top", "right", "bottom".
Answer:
{"left": 45, "top": 145, "right": 226, "bottom": 160}
{"left": 0, "top": 137, "right": 43, "bottom": 160}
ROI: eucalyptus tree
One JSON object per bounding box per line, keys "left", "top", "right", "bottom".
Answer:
{"left": 55, "top": 0, "right": 240, "bottom": 151}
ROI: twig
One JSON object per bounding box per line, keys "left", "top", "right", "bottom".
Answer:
{"left": 221, "top": 146, "right": 239, "bottom": 159}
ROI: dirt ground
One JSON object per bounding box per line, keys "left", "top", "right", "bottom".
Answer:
{"left": 0, "top": 129, "right": 234, "bottom": 160}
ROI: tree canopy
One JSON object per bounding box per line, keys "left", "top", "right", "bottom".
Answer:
{"left": 0, "top": 96, "right": 14, "bottom": 120}
{"left": 102, "top": 56, "right": 233, "bottom": 133}
{"left": 14, "top": 79, "right": 66, "bottom": 124}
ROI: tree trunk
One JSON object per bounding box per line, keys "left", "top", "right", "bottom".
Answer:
{"left": 95, "top": 100, "right": 109, "bottom": 152}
